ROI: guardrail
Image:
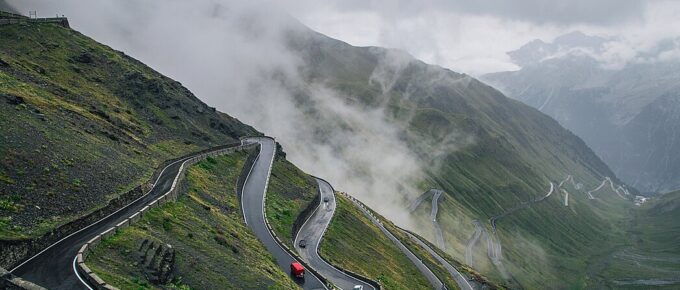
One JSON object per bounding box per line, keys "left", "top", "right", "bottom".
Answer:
{"left": 310, "top": 177, "right": 382, "bottom": 290}
{"left": 339, "top": 191, "right": 450, "bottom": 290}
{"left": 0, "top": 11, "right": 26, "bottom": 19}
{"left": 0, "top": 17, "right": 69, "bottom": 27}
{"left": 76, "top": 143, "right": 254, "bottom": 290}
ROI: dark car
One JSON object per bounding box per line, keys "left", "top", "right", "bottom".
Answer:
{"left": 299, "top": 239, "right": 307, "bottom": 248}
{"left": 323, "top": 197, "right": 329, "bottom": 203}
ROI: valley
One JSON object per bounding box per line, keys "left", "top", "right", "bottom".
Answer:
{"left": 1, "top": 3, "right": 678, "bottom": 290}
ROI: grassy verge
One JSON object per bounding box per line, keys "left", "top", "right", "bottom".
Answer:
{"left": 87, "top": 150, "right": 300, "bottom": 289}
{"left": 381, "top": 221, "right": 466, "bottom": 290}
{"left": 319, "top": 194, "right": 431, "bottom": 289}
{"left": 264, "top": 155, "right": 318, "bottom": 248}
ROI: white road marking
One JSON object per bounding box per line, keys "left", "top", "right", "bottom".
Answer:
{"left": 72, "top": 256, "right": 93, "bottom": 290}
{"left": 10, "top": 156, "right": 188, "bottom": 273}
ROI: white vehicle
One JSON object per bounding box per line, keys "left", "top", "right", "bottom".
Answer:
{"left": 353, "top": 286, "right": 363, "bottom": 290}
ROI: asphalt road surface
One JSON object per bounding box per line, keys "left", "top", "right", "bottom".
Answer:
{"left": 11, "top": 150, "right": 208, "bottom": 289}
{"left": 430, "top": 190, "right": 446, "bottom": 250}
{"left": 465, "top": 220, "right": 483, "bottom": 267}
{"left": 240, "top": 137, "right": 327, "bottom": 290}
{"left": 294, "top": 178, "right": 375, "bottom": 290}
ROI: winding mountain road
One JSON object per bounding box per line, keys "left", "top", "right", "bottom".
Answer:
{"left": 558, "top": 175, "right": 582, "bottom": 190}
{"left": 561, "top": 188, "right": 569, "bottom": 206}
{"left": 350, "top": 196, "right": 446, "bottom": 290}
{"left": 587, "top": 177, "right": 630, "bottom": 200}
{"left": 408, "top": 189, "right": 446, "bottom": 249}
{"left": 408, "top": 190, "right": 435, "bottom": 212}
{"left": 10, "top": 144, "right": 245, "bottom": 289}
{"left": 465, "top": 220, "right": 483, "bottom": 267}
{"left": 240, "top": 137, "right": 327, "bottom": 290}
{"left": 294, "top": 178, "right": 375, "bottom": 290}
{"left": 406, "top": 232, "right": 475, "bottom": 290}
{"left": 430, "top": 190, "right": 446, "bottom": 250}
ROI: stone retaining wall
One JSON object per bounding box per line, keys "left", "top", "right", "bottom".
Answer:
{"left": 0, "top": 17, "right": 70, "bottom": 27}
{"left": 0, "top": 267, "right": 46, "bottom": 290}
{"left": 0, "top": 184, "right": 136, "bottom": 268}
{"left": 310, "top": 177, "right": 382, "bottom": 289}
{"left": 0, "top": 142, "right": 241, "bottom": 269}
{"left": 263, "top": 206, "right": 333, "bottom": 289}
{"left": 291, "top": 190, "right": 320, "bottom": 245}
{"left": 235, "top": 144, "right": 261, "bottom": 202}
{"left": 76, "top": 143, "right": 254, "bottom": 290}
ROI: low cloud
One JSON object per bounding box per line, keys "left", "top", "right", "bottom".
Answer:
{"left": 16, "top": 0, "right": 680, "bottom": 76}
{"left": 7, "top": 0, "right": 432, "bottom": 227}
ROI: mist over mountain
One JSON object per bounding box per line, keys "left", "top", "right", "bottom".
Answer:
{"left": 4, "top": 1, "right": 671, "bottom": 288}
{"left": 483, "top": 31, "right": 680, "bottom": 193}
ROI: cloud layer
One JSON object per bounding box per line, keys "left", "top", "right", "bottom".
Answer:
{"left": 278, "top": 0, "right": 680, "bottom": 75}
{"left": 6, "top": 0, "right": 431, "bottom": 227}
{"left": 10, "top": 0, "right": 680, "bottom": 76}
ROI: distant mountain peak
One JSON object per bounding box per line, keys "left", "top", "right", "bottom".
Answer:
{"left": 508, "top": 31, "right": 609, "bottom": 67}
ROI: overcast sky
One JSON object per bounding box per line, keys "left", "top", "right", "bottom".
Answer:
{"left": 5, "top": 0, "right": 680, "bottom": 227}
{"left": 7, "top": 0, "right": 680, "bottom": 75}
{"left": 278, "top": 0, "right": 680, "bottom": 75}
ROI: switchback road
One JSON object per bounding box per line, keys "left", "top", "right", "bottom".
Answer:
{"left": 11, "top": 144, "right": 242, "bottom": 289}
{"left": 350, "top": 196, "right": 445, "bottom": 290}
{"left": 294, "top": 178, "right": 375, "bottom": 290}
{"left": 240, "top": 137, "right": 327, "bottom": 290}
{"left": 406, "top": 232, "right": 475, "bottom": 290}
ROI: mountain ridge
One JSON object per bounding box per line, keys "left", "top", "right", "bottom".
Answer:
{"left": 483, "top": 31, "right": 680, "bottom": 193}
{"left": 280, "top": 24, "right": 634, "bottom": 288}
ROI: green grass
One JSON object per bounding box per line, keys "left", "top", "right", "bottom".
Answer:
{"left": 319, "top": 194, "right": 431, "bottom": 289}
{"left": 87, "top": 150, "right": 300, "bottom": 289}
{"left": 264, "top": 155, "right": 318, "bottom": 248}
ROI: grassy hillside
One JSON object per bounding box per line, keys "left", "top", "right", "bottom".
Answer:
{"left": 596, "top": 190, "right": 680, "bottom": 289}
{"left": 87, "top": 151, "right": 300, "bottom": 289}
{"left": 0, "top": 23, "right": 256, "bottom": 240}
{"left": 265, "top": 151, "right": 318, "bottom": 248}
{"left": 285, "top": 28, "right": 634, "bottom": 288}
{"left": 319, "top": 194, "right": 432, "bottom": 289}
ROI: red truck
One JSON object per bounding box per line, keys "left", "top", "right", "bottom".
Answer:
{"left": 290, "top": 261, "right": 305, "bottom": 278}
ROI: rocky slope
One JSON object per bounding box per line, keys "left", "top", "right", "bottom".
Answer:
{"left": 483, "top": 31, "right": 680, "bottom": 194}
{"left": 0, "top": 22, "right": 257, "bottom": 240}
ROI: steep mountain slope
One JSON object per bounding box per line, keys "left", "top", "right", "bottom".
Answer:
{"left": 483, "top": 31, "right": 680, "bottom": 193}
{"left": 0, "top": 22, "right": 256, "bottom": 241}
{"left": 281, "top": 27, "right": 634, "bottom": 288}
{"left": 0, "top": 15, "right": 641, "bottom": 289}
